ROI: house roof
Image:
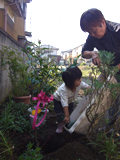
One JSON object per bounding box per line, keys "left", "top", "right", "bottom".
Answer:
{"left": 6, "top": 0, "right": 23, "bottom": 17}
{"left": 25, "top": 31, "right": 32, "bottom": 37}
{"left": 72, "top": 44, "right": 84, "bottom": 50}
{"left": 40, "top": 45, "right": 59, "bottom": 50}
{"left": 61, "top": 49, "right": 72, "bottom": 54}
{"left": 61, "top": 44, "right": 84, "bottom": 53}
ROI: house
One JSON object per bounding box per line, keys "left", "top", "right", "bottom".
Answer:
{"left": 60, "top": 44, "right": 93, "bottom": 65}
{"left": 0, "top": 0, "right": 32, "bottom": 48}
{"left": 36, "top": 44, "right": 61, "bottom": 64}
{"left": 61, "top": 44, "right": 84, "bottom": 65}
{"left": 61, "top": 49, "right": 72, "bottom": 65}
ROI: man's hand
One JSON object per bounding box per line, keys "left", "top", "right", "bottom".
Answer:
{"left": 63, "top": 116, "right": 70, "bottom": 124}
{"left": 91, "top": 51, "right": 101, "bottom": 66}
{"left": 83, "top": 50, "right": 101, "bottom": 66}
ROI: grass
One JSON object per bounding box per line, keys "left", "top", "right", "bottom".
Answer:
{"left": 79, "top": 65, "right": 100, "bottom": 85}
{"left": 79, "top": 65, "right": 92, "bottom": 77}
{"left": 79, "top": 65, "right": 92, "bottom": 85}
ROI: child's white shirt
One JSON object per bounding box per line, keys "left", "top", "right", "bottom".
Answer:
{"left": 54, "top": 81, "right": 89, "bottom": 107}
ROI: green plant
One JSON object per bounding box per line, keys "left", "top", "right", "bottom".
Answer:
{"left": 88, "top": 131, "right": 120, "bottom": 160}
{"left": 85, "top": 51, "right": 120, "bottom": 135}
{"left": 84, "top": 51, "right": 120, "bottom": 159}
{"left": 0, "top": 100, "right": 32, "bottom": 133}
{"left": 98, "top": 50, "right": 119, "bottom": 79}
{"left": 0, "top": 131, "right": 14, "bottom": 160}
{"left": 80, "top": 62, "right": 86, "bottom": 66}
{"left": 0, "top": 101, "right": 16, "bottom": 131}
{"left": 22, "top": 41, "right": 62, "bottom": 98}
{"left": 18, "top": 141, "right": 43, "bottom": 160}
{"left": 1, "top": 47, "right": 30, "bottom": 96}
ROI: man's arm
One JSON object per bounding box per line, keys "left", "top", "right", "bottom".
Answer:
{"left": 83, "top": 50, "right": 101, "bottom": 66}
{"left": 82, "top": 35, "right": 94, "bottom": 58}
{"left": 83, "top": 50, "right": 95, "bottom": 59}
{"left": 82, "top": 36, "right": 100, "bottom": 65}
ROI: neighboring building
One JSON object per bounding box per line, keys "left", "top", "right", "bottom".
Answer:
{"left": 60, "top": 44, "right": 93, "bottom": 65}
{"left": 61, "top": 49, "right": 72, "bottom": 65}
{"left": 61, "top": 44, "right": 84, "bottom": 65}
{"left": 40, "top": 45, "right": 59, "bottom": 56}
{"left": 36, "top": 44, "right": 61, "bottom": 64}
{"left": 0, "top": 0, "right": 32, "bottom": 48}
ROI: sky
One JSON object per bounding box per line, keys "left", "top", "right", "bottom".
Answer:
{"left": 26, "top": 0, "right": 120, "bottom": 53}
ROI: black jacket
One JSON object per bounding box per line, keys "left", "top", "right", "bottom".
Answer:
{"left": 82, "top": 20, "right": 120, "bottom": 67}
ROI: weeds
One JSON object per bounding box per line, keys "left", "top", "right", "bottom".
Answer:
{"left": 0, "top": 131, "right": 14, "bottom": 160}
{"left": 18, "top": 141, "right": 43, "bottom": 160}
{"left": 0, "top": 100, "right": 32, "bottom": 133}
{"left": 88, "top": 131, "right": 120, "bottom": 160}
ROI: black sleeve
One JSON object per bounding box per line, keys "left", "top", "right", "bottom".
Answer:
{"left": 82, "top": 35, "right": 95, "bottom": 58}
{"left": 118, "top": 30, "right": 120, "bottom": 43}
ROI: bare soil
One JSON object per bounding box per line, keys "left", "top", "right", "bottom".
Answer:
{"left": 3, "top": 87, "right": 106, "bottom": 160}
{"left": 36, "top": 114, "right": 105, "bottom": 160}
{"left": 6, "top": 105, "right": 106, "bottom": 160}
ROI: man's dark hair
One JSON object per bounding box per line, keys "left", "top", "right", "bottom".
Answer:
{"left": 80, "top": 8, "right": 105, "bottom": 32}
{"left": 62, "top": 66, "right": 82, "bottom": 90}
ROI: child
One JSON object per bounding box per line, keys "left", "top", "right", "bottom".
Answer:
{"left": 53, "top": 66, "right": 90, "bottom": 133}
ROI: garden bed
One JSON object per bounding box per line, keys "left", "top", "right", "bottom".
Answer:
{"left": 1, "top": 42, "right": 120, "bottom": 160}
{"left": 36, "top": 115, "right": 105, "bottom": 160}
{"left": 0, "top": 94, "right": 106, "bottom": 160}
{"left": 12, "top": 113, "right": 105, "bottom": 160}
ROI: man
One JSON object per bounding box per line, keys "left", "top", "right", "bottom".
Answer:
{"left": 80, "top": 8, "right": 120, "bottom": 125}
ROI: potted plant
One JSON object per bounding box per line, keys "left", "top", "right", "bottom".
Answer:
{"left": 1, "top": 46, "right": 31, "bottom": 104}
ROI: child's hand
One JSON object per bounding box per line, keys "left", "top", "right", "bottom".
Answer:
{"left": 63, "top": 116, "right": 70, "bottom": 124}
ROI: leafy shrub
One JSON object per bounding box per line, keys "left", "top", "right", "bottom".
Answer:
{"left": 80, "top": 62, "right": 86, "bottom": 66}
{"left": 89, "top": 131, "right": 120, "bottom": 160}
{"left": 22, "top": 41, "right": 62, "bottom": 97}
{"left": 0, "top": 100, "right": 32, "bottom": 133}
{"left": 86, "top": 51, "right": 120, "bottom": 159}
{"left": 0, "top": 131, "right": 14, "bottom": 160}
{"left": 18, "top": 142, "right": 43, "bottom": 160}
{"left": 1, "top": 47, "right": 30, "bottom": 96}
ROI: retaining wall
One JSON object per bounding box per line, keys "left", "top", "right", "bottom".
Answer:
{"left": 0, "top": 27, "right": 26, "bottom": 103}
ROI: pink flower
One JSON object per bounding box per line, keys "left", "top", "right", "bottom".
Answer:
{"left": 38, "top": 39, "right": 41, "bottom": 45}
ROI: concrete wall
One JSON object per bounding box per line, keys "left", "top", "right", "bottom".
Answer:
{"left": 0, "top": 27, "right": 26, "bottom": 103}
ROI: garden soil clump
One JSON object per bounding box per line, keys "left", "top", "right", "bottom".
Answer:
{"left": 38, "top": 114, "right": 105, "bottom": 160}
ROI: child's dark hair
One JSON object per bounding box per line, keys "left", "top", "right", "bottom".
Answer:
{"left": 62, "top": 66, "right": 82, "bottom": 90}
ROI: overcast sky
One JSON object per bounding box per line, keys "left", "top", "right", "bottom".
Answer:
{"left": 26, "top": 0, "right": 120, "bottom": 53}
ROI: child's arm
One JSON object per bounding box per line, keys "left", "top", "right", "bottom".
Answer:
{"left": 63, "top": 106, "right": 70, "bottom": 124}
{"left": 86, "top": 86, "right": 91, "bottom": 89}
{"left": 80, "top": 81, "right": 90, "bottom": 89}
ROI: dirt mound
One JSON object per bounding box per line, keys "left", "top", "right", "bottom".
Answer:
{"left": 42, "top": 141, "right": 96, "bottom": 160}
{"left": 39, "top": 116, "right": 105, "bottom": 160}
